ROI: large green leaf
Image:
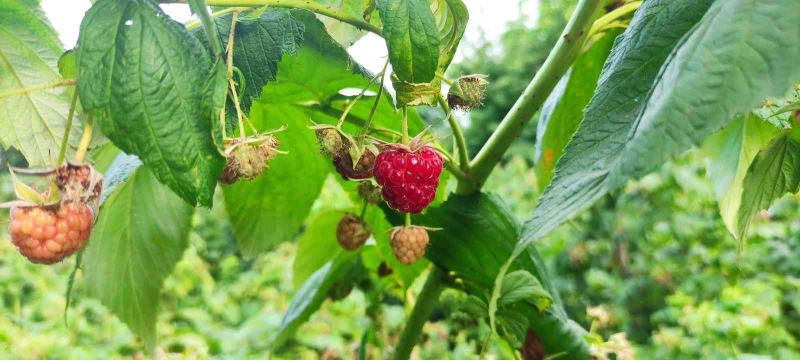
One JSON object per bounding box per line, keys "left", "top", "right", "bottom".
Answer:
{"left": 378, "top": 0, "right": 440, "bottom": 83}
{"left": 316, "top": 0, "right": 381, "bottom": 47}
{"left": 196, "top": 10, "right": 304, "bottom": 115}
{"left": 391, "top": 193, "right": 589, "bottom": 357}
{"left": 223, "top": 104, "right": 330, "bottom": 255}
{"left": 533, "top": 30, "right": 618, "bottom": 190}
{"left": 262, "top": 12, "right": 426, "bottom": 135}
{"left": 519, "top": 0, "right": 715, "bottom": 248}
{"left": 0, "top": 1, "right": 71, "bottom": 166}
{"left": 83, "top": 154, "right": 194, "bottom": 350}
{"left": 292, "top": 211, "right": 344, "bottom": 288}
{"left": 430, "top": 0, "right": 467, "bottom": 74}
{"left": 611, "top": 0, "right": 800, "bottom": 184}
{"left": 703, "top": 114, "right": 780, "bottom": 237}
{"left": 273, "top": 251, "right": 360, "bottom": 349}
{"left": 506, "top": 0, "right": 800, "bottom": 316}
{"left": 76, "top": 0, "right": 223, "bottom": 207}
{"left": 736, "top": 135, "right": 800, "bottom": 240}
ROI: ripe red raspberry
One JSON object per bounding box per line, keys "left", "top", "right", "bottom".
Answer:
{"left": 333, "top": 148, "right": 376, "bottom": 180}
{"left": 336, "top": 213, "right": 371, "bottom": 251}
{"left": 8, "top": 203, "right": 94, "bottom": 264}
{"left": 374, "top": 145, "right": 442, "bottom": 214}
{"left": 390, "top": 226, "right": 429, "bottom": 264}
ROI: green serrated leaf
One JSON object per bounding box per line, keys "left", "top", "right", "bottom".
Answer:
{"left": 194, "top": 9, "right": 305, "bottom": 116}
{"left": 317, "top": 0, "right": 382, "bottom": 47}
{"left": 496, "top": 308, "right": 530, "bottom": 349}
{"left": 223, "top": 104, "right": 330, "bottom": 255}
{"left": 378, "top": 0, "right": 440, "bottom": 83}
{"left": 533, "top": 30, "right": 618, "bottom": 191}
{"left": 273, "top": 251, "right": 360, "bottom": 349}
{"left": 517, "top": 0, "right": 800, "bottom": 254}
{"left": 83, "top": 154, "right": 194, "bottom": 351}
{"left": 77, "top": 0, "right": 224, "bottom": 207}
{"left": 610, "top": 0, "right": 800, "bottom": 184}
{"left": 57, "top": 50, "right": 77, "bottom": 79}
{"left": 203, "top": 60, "right": 228, "bottom": 146}
{"left": 385, "top": 193, "right": 590, "bottom": 358}
{"left": 0, "top": 1, "right": 72, "bottom": 166}
{"left": 430, "top": 0, "right": 467, "bottom": 74}
{"left": 500, "top": 270, "right": 553, "bottom": 311}
{"left": 293, "top": 211, "right": 344, "bottom": 288}
{"left": 703, "top": 114, "right": 780, "bottom": 237}
{"left": 736, "top": 135, "right": 800, "bottom": 240}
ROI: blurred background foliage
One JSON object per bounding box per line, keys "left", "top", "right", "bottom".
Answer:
{"left": 2, "top": 0, "right": 800, "bottom": 358}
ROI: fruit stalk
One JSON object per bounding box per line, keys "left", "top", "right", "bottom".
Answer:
{"left": 401, "top": 107, "right": 409, "bottom": 145}
{"left": 337, "top": 71, "right": 383, "bottom": 128}
{"left": 188, "top": 0, "right": 223, "bottom": 58}
{"left": 359, "top": 59, "right": 390, "bottom": 139}
{"left": 436, "top": 93, "right": 469, "bottom": 171}
{"left": 460, "top": 0, "right": 602, "bottom": 194}
{"left": 57, "top": 90, "right": 79, "bottom": 166}
{"left": 392, "top": 266, "right": 446, "bottom": 360}
{"left": 74, "top": 117, "right": 93, "bottom": 163}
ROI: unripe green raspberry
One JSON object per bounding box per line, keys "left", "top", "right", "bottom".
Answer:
{"left": 315, "top": 127, "right": 346, "bottom": 158}
{"left": 336, "top": 213, "right": 371, "bottom": 251}
{"left": 357, "top": 181, "right": 382, "bottom": 205}
{"left": 219, "top": 136, "right": 280, "bottom": 184}
{"left": 390, "top": 226, "right": 429, "bottom": 264}
{"left": 447, "top": 74, "right": 489, "bottom": 111}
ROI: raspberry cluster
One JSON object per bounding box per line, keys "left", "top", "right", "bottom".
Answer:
{"left": 9, "top": 203, "right": 94, "bottom": 264}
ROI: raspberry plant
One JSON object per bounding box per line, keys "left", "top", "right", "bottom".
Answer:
{"left": 1, "top": 0, "right": 799, "bottom": 358}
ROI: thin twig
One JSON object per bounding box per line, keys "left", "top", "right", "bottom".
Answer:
{"left": 74, "top": 118, "right": 94, "bottom": 164}
{"left": 359, "top": 59, "right": 390, "bottom": 138}
{"left": 337, "top": 71, "right": 383, "bottom": 128}
{"left": 56, "top": 91, "right": 79, "bottom": 166}
{"left": 225, "top": 11, "right": 247, "bottom": 139}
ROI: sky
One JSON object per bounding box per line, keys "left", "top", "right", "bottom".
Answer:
{"left": 40, "top": 0, "right": 538, "bottom": 74}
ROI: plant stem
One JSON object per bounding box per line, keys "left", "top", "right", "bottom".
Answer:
{"left": 401, "top": 107, "right": 409, "bottom": 145}
{"left": 74, "top": 118, "right": 93, "bottom": 163}
{"left": 338, "top": 72, "right": 382, "bottom": 128}
{"left": 359, "top": 59, "right": 390, "bottom": 138}
{"left": 359, "top": 200, "right": 368, "bottom": 219}
{"left": 188, "top": 0, "right": 223, "bottom": 58}
{"left": 436, "top": 94, "right": 469, "bottom": 171}
{"left": 161, "top": 0, "right": 382, "bottom": 35}
{"left": 225, "top": 11, "right": 247, "bottom": 139}
{"left": 443, "top": 160, "right": 467, "bottom": 182}
{"left": 56, "top": 91, "right": 79, "bottom": 166}
{"left": 0, "top": 79, "right": 76, "bottom": 99}
{"left": 460, "top": 0, "right": 602, "bottom": 194}
{"left": 392, "top": 266, "right": 446, "bottom": 360}
{"left": 185, "top": 6, "right": 248, "bottom": 30}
